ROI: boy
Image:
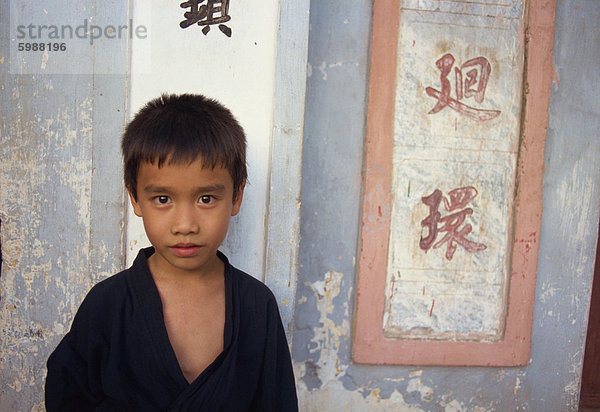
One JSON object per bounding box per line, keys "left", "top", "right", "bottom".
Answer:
{"left": 45, "top": 94, "right": 298, "bottom": 411}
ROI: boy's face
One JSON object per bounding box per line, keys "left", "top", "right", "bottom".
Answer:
{"left": 128, "top": 157, "right": 243, "bottom": 277}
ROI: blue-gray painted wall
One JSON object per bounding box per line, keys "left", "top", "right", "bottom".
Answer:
{"left": 292, "top": 0, "right": 600, "bottom": 410}
{"left": 0, "top": 1, "right": 128, "bottom": 409}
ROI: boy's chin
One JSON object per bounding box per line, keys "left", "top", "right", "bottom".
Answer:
{"left": 148, "top": 248, "right": 222, "bottom": 276}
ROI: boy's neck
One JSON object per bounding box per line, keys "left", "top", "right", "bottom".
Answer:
{"left": 147, "top": 252, "right": 225, "bottom": 286}
{"left": 146, "top": 249, "right": 227, "bottom": 384}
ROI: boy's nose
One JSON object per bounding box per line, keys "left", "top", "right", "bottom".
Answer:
{"left": 171, "top": 205, "right": 200, "bottom": 235}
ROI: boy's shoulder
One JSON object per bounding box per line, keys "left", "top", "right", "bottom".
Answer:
{"left": 84, "top": 270, "right": 130, "bottom": 302}
{"left": 74, "top": 249, "right": 155, "bottom": 321}
{"left": 221, "top": 253, "right": 282, "bottom": 317}
{"left": 224, "top": 254, "right": 276, "bottom": 301}
{"left": 72, "top": 267, "right": 135, "bottom": 323}
{"left": 86, "top": 252, "right": 147, "bottom": 297}
{"left": 78, "top": 249, "right": 281, "bottom": 320}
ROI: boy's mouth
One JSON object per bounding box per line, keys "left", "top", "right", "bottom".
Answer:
{"left": 171, "top": 243, "right": 202, "bottom": 257}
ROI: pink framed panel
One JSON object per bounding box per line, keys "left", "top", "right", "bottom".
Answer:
{"left": 353, "top": 0, "right": 555, "bottom": 366}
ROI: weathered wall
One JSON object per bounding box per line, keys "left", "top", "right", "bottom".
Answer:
{"left": 292, "top": 0, "right": 600, "bottom": 410}
{"left": 0, "top": 1, "right": 128, "bottom": 409}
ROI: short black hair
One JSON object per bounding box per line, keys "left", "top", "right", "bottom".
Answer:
{"left": 122, "top": 93, "right": 247, "bottom": 200}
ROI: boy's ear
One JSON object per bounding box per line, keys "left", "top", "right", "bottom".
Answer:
{"left": 128, "top": 190, "right": 143, "bottom": 217}
{"left": 231, "top": 182, "right": 245, "bottom": 217}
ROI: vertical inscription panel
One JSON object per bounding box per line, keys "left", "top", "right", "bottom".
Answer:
{"left": 383, "top": 4, "right": 523, "bottom": 341}
{"left": 353, "top": 0, "right": 554, "bottom": 366}
{"left": 385, "top": 157, "right": 512, "bottom": 340}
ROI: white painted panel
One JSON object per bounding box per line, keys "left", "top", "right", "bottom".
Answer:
{"left": 264, "top": 0, "right": 310, "bottom": 336}
{"left": 384, "top": 0, "right": 524, "bottom": 340}
{"left": 125, "top": 1, "right": 281, "bottom": 280}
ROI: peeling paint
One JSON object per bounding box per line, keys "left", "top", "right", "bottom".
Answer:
{"left": 318, "top": 61, "right": 328, "bottom": 80}
{"left": 406, "top": 378, "right": 433, "bottom": 402}
{"left": 300, "top": 271, "right": 349, "bottom": 384}
{"left": 299, "top": 379, "right": 421, "bottom": 411}
{"left": 0, "top": 54, "right": 123, "bottom": 409}
{"left": 295, "top": 270, "right": 431, "bottom": 409}
{"left": 513, "top": 376, "right": 522, "bottom": 395}
{"left": 408, "top": 370, "right": 423, "bottom": 378}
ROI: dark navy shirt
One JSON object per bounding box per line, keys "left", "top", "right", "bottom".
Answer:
{"left": 46, "top": 247, "right": 298, "bottom": 411}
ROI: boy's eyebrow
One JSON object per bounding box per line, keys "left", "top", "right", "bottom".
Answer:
{"left": 142, "top": 184, "right": 227, "bottom": 194}
{"left": 194, "top": 184, "right": 227, "bottom": 194}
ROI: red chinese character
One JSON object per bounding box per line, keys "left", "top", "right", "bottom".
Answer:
{"left": 419, "top": 186, "right": 487, "bottom": 260}
{"left": 458, "top": 57, "right": 492, "bottom": 104}
{"left": 425, "top": 53, "right": 500, "bottom": 122}
{"left": 420, "top": 189, "right": 443, "bottom": 252}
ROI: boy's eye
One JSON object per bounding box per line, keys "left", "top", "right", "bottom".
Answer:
{"left": 199, "top": 195, "right": 213, "bottom": 204}
{"left": 154, "top": 196, "right": 170, "bottom": 204}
